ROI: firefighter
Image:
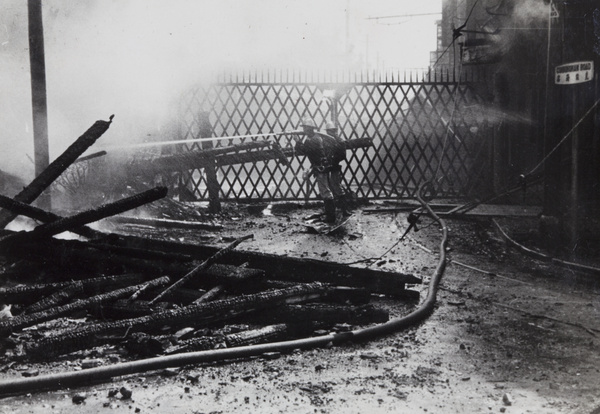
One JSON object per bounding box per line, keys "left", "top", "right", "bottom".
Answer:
{"left": 293, "top": 117, "right": 339, "bottom": 223}
{"left": 324, "top": 121, "right": 351, "bottom": 216}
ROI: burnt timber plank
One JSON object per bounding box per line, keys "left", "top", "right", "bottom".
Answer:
{"left": 107, "top": 235, "right": 421, "bottom": 295}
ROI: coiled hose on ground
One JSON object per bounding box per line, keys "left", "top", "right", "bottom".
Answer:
{"left": 0, "top": 184, "right": 448, "bottom": 396}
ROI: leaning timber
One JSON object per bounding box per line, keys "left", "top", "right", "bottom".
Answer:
{"left": 106, "top": 235, "right": 421, "bottom": 295}
{"left": 0, "top": 194, "right": 100, "bottom": 239}
{"left": 0, "top": 117, "right": 113, "bottom": 228}
{"left": 0, "top": 276, "right": 171, "bottom": 337}
{"left": 0, "top": 187, "right": 168, "bottom": 247}
{"left": 25, "top": 282, "right": 329, "bottom": 359}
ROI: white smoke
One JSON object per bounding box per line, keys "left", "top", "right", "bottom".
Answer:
{"left": 0, "top": 0, "right": 439, "bottom": 183}
{"left": 512, "top": 0, "right": 551, "bottom": 24}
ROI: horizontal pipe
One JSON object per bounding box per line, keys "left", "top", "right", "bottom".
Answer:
{"left": 100, "top": 131, "right": 303, "bottom": 151}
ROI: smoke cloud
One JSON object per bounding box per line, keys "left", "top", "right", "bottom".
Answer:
{"left": 0, "top": 0, "right": 439, "bottom": 181}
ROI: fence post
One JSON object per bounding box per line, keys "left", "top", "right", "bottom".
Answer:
{"left": 199, "top": 112, "right": 221, "bottom": 213}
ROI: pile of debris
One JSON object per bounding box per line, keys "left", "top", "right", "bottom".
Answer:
{"left": 0, "top": 117, "right": 420, "bottom": 393}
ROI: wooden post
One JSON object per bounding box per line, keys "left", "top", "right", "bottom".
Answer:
{"left": 199, "top": 112, "right": 221, "bottom": 213}
{"left": 28, "top": 0, "right": 50, "bottom": 209}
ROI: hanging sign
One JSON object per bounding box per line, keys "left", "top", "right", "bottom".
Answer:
{"left": 555, "top": 61, "right": 594, "bottom": 85}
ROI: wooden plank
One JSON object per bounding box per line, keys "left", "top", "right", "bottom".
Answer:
{"left": 109, "top": 234, "right": 421, "bottom": 295}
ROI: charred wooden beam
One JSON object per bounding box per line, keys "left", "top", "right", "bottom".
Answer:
{"left": 106, "top": 235, "right": 421, "bottom": 295}
{"left": 0, "top": 187, "right": 168, "bottom": 247}
{"left": 149, "top": 234, "right": 253, "bottom": 305}
{"left": 196, "top": 264, "right": 264, "bottom": 290}
{"left": 85, "top": 241, "right": 195, "bottom": 264}
{"left": 7, "top": 238, "right": 264, "bottom": 288}
{"left": 224, "top": 323, "right": 289, "bottom": 348}
{"left": 166, "top": 323, "right": 291, "bottom": 355}
{"left": 0, "top": 276, "right": 170, "bottom": 337}
{"left": 164, "top": 336, "right": 222, "bottom": 354}
{"left": 189, "top": 263, "right": 254, "bottom": 303}
{"left": 193, "top": 285, "right": 225, "bottom": 304}
{"left": 6, "top": 238, "right": 186, "bottom": 276}
{"left": 96, "top": 300, "right": 169, "bottom": 320}
{"left": 0, "top": 194, "right": 101, "bottom": 239}
{"left": 0, "top": 273, "right": 147, "bottom": 305}
{"left": 26, "top": 282, "right": 329, "bottom": 359}
{"left": 259, "top": 281, "right": 372, "bottom": 305}
{"left": 23, "top": 282, "right": 84, "bottom": 315}
{"left": 154, "top": 288, "right": 207, "bottom": 305}
{"left": 0, "top": 117, "right": 113, "bottom": 228}
{"left": 105, "top": 216, "right": 223, "bottom": 231}
{"left": 249, "top": 303, "right": 389, "bottom": 326}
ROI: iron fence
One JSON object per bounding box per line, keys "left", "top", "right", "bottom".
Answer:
{"left": 176, "top": 69, "right": 492, "bottom": 201}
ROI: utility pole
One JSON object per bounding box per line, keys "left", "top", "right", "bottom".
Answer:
{"left": 28, "top": 0, "right": 50, "bottom": 209}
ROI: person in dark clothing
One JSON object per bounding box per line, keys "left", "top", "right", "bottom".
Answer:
{"left": 325, "top": 121, "right": 351, "bottom": 216}
{"left": 293, "top": 117, "right": 342, "bottom": 223}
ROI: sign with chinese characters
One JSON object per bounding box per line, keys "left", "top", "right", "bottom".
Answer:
{"left": 555, "top": 61, "right": 594, "bottom": 85}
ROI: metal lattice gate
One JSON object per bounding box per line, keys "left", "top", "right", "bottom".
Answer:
{"left": 176, "top": 70, "right": 491, "bottom": 201}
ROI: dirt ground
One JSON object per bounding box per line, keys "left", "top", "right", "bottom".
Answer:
{"left": 1, "top": 200, "right": 600, "bottom": 414}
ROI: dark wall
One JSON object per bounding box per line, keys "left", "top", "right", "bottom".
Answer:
{"left": 545, "top": 0, "right": 600, "bottom": 242}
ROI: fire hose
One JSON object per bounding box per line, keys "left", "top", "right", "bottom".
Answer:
{"left": 0, "top": 182, "right": 448, "bottom": 397}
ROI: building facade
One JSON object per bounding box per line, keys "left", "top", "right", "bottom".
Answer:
{"left": 433, "top": 0, "right": 600, "bottom": 249}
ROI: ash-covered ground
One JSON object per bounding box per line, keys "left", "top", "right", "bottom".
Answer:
{"left": 1, "top": 200, "right": 599, "bottom": 414}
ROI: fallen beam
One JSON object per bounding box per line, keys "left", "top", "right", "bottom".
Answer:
{"left": 0, "top": 194, "right": 101, "bottom": 239}
{"left": 105, "top": 216, "right": 223, "bottom": 231}
{"left": 6, "top": 238, "right": 264, "bottom": 288}
{"left": 107, "top": 235, "right": 421, "bottom": 295}
{"left": 0, "top": 187, "right": 168, "bottom": 247}
{"left": 0, "top": 273, "right": 147, "bottom": 305}
{"left": 0, "top": 276, "right": 171, "bottom": 336}
{"left": 23, "top": 283, "right": 84, "bottom": 315}
{"left": 25, "top": 282, "right": 329, "bottom": 359}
